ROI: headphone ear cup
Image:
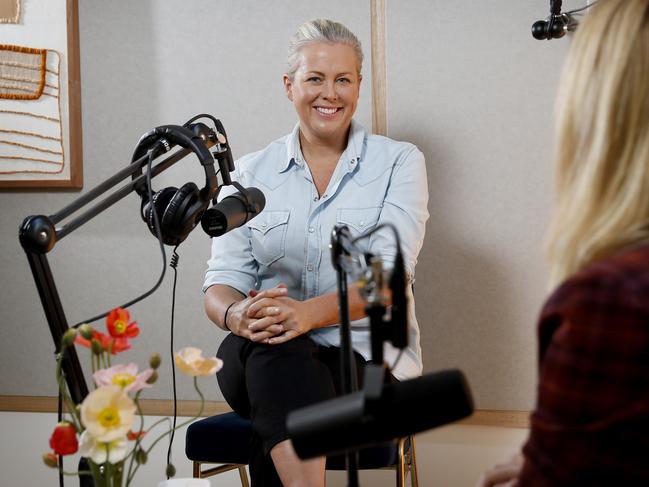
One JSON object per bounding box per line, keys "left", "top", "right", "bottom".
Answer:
{"left": 161, "top": 182, "right": 201, "bottom": 239}
{"left": 146, "top": 187, "right": 178, "bottom": 245}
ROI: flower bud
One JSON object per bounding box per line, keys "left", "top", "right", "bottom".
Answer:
{"left": 146, "top": 371, "right": 158, "bottom": 384}
{"left": 135, "top": 448, "right": 148, "bottom": 465}
{"left": 42, "top": 452, "right": 58, "bottom": 468}
{"left": 62, "top": 329, "right": 77, "bottom": 347}
{"left": 149, "top": 353, "right": 161, "bottom": 370}
{"left": 78, "top": 323, "right": 94, "bottom": 340}
{"left": 49, "top": 421, "right": 78, "bottom": 456}
{"left": 90, "top": 338, "right": 103, "bottom": 355}
{"left": 166, "top": 463, "right": 176, "bottom": 478}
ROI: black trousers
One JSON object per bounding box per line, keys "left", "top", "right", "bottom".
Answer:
{"left": 216, "top": 333, "right": 368, "bottom": 487}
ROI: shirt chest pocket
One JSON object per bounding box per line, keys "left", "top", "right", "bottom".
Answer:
{"left": 336, "top": 207, "right": 382, "bottom": 236}
{"left": 247, "top": 210, "right": 290, "bottom": 267}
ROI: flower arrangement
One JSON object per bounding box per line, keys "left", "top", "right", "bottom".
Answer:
{"left": 43, "top": 308, "right": 222, "bottom": 486}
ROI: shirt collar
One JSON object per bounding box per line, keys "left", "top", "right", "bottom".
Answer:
{"left": 281, "top": 120, "right": 366, "bottom": 173}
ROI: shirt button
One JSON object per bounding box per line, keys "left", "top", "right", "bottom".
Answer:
{"left": 323, "top": 194, "right": 328, "bottom": 198}
{"left": 261, "top": 222, "right": 267, "bottom": 228}
{"left": 313, "top": 196, "right": 318, "bottom": 201}
{"left": 359, "top": 221, "right": 365, "bottom": 227}
{"left": 307, "top": 264, "right": 314, "bottom": 271}
{"left": 308, "top": 227, "right": 315, "bottom": 233}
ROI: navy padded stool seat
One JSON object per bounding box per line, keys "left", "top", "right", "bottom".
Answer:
{"left": 186, "top": 411, "right": 419, "bottom": 486}
{"left": 186, "top": 412, "right": 252, "bottom": 464}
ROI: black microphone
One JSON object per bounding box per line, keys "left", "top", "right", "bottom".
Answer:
{"left": 287, "top": 369, "right": 473, "bottom": 459}
{"left": 201, "top": 187, "right": 265, "bottom": 237}
{"left": 532, "top": 0, "right": 571, "bottom": 40}
{"left": 389, "top": 251, "right": 408, "bottom": 349}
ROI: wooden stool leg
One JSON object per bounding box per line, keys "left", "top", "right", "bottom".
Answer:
{"left": 193, "top": 461, "right": 201, "bottom": 478}
{"left": 396, "top": 438, "right": 407, "bottom": 487}
{"left": 238, "top": 465, "right": 250, "bottom": 487}
{"left": 409, "top": 436, "right": 419, "bottom": 487}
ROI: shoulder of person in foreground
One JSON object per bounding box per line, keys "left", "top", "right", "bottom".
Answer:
{"left": 515, "top": 244, "right": 649, "bottom": 486}
{"left": 541, "top": 243, "right": 649, "bottom": 329}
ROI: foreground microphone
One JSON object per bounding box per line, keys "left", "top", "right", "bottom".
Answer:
{"left": 389, "top": 251, "right": 408, "bottom": 349}
{"left": 287, "top": 369, "right": 473, "bottom": 459}
{"left": 201, "top": 187, "right": 265, "bottom": 237}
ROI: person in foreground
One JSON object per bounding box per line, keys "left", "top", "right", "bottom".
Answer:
{"left": 478, "top": 0, "right": 649, "bottom": 485}
{"left": 203, "top": 19, "right": 429, "bottom": 486}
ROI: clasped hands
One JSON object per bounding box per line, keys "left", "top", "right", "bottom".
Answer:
{"left": 227, "top": 284, "right": 311, "bottom": 344}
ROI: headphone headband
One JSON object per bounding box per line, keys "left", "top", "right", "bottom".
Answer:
{"left": 131, "top": 124, "right": 218, "bottom": 202}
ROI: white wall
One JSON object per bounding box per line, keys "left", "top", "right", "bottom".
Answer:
{"left": 1, "top": 0, "right": 584, "bottom": 410}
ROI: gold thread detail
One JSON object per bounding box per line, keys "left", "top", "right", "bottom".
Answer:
{"left": 0, "top": 139, "right": 63, "bottom": 155}
{"left": 0, "top": 109, "right": 59, "bottom": 123}
{"left": 0, "top": 129, "right": 61, "bottom": 142}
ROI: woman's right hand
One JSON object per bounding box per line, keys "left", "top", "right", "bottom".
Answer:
{"left": 225, "top": 286, "right": 288, "bottom": 342}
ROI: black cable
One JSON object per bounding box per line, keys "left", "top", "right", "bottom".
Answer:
{"left": 72, "top": 150, "right": 168, "bottom": 328}
{"left": 565, "top": 1, "right": 597, "bottom": 15}
{"left": 166, "top": 246, "right": 180, "bottom": 478}
{"left": 390, "top": 349, "right": 404, "bottom": 373}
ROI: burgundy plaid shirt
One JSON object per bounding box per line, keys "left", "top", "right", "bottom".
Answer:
{"left": 519, "top": 244, "right": 649, "bottom": 486}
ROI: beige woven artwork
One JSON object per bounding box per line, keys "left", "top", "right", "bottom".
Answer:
{"left": 0, "top": 45, "right": 64, "bottom": 175}
{"left": 0, "top": 0, "right": 19, "bottom": 23}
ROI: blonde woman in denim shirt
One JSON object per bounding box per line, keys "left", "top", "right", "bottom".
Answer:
{"left": 204, "top": 19, "right": 428, "bottom": 487}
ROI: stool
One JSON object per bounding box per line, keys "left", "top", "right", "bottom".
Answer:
{"left": 186, "top": 412, "right": 419, "bottom": 486}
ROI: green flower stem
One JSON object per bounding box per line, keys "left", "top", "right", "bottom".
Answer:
{"left": 126, "top": 417, "right": 172, "bottom": 486}
{"left": 125, "top": 391, "right": 147, "bottom": 483}
{"left": 55, "top": 344, "right": 82, "bottom": 431}
{"left": 126, "top": 377, "right": 205, "bottom": 486}
{"left": 105, "top": 462, "right": 113, "bottom": 486}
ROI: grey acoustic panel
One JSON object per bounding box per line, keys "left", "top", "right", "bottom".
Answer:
{"left": 386, "top": 0, "right": 574, "bottom": 410}
{"left": 0, "top": 0, "right": 371, "bottom": 400}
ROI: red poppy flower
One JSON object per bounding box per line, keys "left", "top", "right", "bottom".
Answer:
{"left": 107, "top": 308, "right": 139, "bottom": 339}
{"left": 74, "top": 331, "right": 132, "bottom": 355}
{"left": 49, "top": 422, "right": 78, "bottom": 456}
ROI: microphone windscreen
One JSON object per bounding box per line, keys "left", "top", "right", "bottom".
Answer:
{"left": 288, "top": 369, "right": 473, "bottom": 459}
{"left": 244, "top": 187, "right": 266, "bottom": 214}
{"left": 201, "top": 187, "right": 265, "bottom": 237}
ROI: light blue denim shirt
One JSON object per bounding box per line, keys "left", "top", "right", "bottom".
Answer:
{"left": 204, "top": 120, "right": 429, "bottom": 379}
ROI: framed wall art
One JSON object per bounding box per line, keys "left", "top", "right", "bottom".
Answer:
{"left": 0, "top": 0, "right": 82, "bottom": 188}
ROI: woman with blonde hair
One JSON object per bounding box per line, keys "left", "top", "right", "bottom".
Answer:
{"left": 479, "top": 0, "right": 649, "bottom": 485}
{"left": 204, "top": 18, "right": 428, "bottom": 487}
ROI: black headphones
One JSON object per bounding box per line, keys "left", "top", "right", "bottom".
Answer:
{"left": 131, "top": 124, "right": 218, "bottom": 246}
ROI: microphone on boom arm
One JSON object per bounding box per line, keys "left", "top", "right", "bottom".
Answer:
{"left": 201, "top": 185, "right": 265, "bottom": 237}
{"left": 182, "top": 115, "right": 266, "bottom": 238}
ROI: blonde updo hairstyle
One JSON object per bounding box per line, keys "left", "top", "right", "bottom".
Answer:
{"left": 286, "top": 18, "right": 363, "bottom": 80}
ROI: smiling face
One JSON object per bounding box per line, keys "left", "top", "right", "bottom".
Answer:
{"left": 284, "top": 42, "right": 362, "bottom": 148}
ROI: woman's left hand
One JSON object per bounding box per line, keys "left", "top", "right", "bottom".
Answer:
{"left": 476, "top": 452, "right": 523, "bottom": 487}
{"left": 247, "top": 296, "right": 312, "bottom": 344}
